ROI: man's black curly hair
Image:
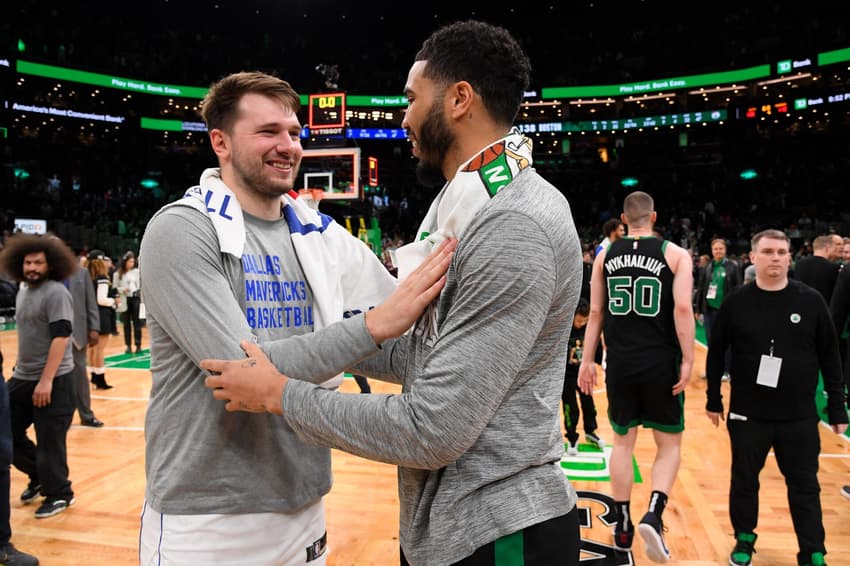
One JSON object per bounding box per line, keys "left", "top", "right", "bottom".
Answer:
{"left": 0, "top": 233, "right": 78, "bottom": 283}
{"left": 415, "top": 20, "right": 531, "bottom": 127}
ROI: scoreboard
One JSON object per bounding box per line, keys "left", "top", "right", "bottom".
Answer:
{"left": 308, "top": 92, "right": 346, "bottom": 130}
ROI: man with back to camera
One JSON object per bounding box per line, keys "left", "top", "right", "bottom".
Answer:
{"left": 829, "top": 234, "right": 844, "bottom": 264}
{"left": 828, "top": 247, "right": 850, "bottom": 502}
{"left": 202, "top": 20, "right": 585, "bottom": 566}
{"left": 793, "top": 234, "right": 840, "bottom": 304}
{"left": 137, "top": 70, "right": 454, "bottom": 565}
{"left": 578, "top": 190, "right": 695, "bottom": 564}
{"left": 706, "top": 229, "right": 848, "bottom": 566}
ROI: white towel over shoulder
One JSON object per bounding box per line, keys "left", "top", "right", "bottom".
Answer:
{"left": 179, "top": 168, "right": 397, "bottom": 387}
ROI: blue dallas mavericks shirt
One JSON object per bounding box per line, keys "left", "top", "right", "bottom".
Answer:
{"left": 241, "top": 212, "right": 314, "bottom": 332}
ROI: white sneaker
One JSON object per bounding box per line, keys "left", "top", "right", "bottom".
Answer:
{"left": 566, "top": 440, "right": 579, "bottom": 456}
{"left": 586, "top": 431, "right": 605, "bottom": 448}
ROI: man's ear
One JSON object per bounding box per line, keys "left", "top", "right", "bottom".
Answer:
{"left": 449, "top": 81, "right": 474, "bottom": 120}
{"left": 209, "top": 129, "right": 229, "bottom": 159}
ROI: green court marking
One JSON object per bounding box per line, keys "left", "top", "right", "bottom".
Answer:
{"left": 560, "top": 443, "right": 642, "bottom": 483}
{"left": 105, "top": 350, "right": 151, "bottom": 370}
{"left": 815, "top": 371, "right": 850, "bottom": 439}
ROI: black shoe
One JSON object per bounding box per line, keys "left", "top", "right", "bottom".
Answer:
{"left": 34, "top": 497, "right": 74, "bottom": 519}
{"left": 0, "top": 542, "right": 39, "bottom": 565}
{"left": 91, "top": 373, "right": 113, "bottom": 390}
{"left": 81, "top": 417, "right": 104, "bottom": 428}
{"left": 613, "top": 522, "right": 634, "bottom": 551}
{"left": 638, "top": 511, "right": 670, "bottom": 563}
{"left": 20, "top": 483, "right": 42, "bottom": 505}
{"left": 124, "top": 348, "right": 132, "bottom": 354}
{"left": 729, "top": 532, "right": 756, "bottom": 566}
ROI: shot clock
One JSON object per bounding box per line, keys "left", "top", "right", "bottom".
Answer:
{"left": 308, "top": 92, "right": 346, "bottom": 130}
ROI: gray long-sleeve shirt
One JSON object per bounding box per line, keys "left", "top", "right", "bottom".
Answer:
{"left": 140, "top": 200, "right": 395, "bottom": 514}
{"left": 281, "top": 168, "right": 583, "bottom": 565}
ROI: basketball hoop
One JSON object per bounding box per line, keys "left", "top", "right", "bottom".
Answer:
{"left": 297, "top": 188, "right": 325, "bottom": 210}
{"left": 298, "top": 188, "right": 326, "bottom": 201}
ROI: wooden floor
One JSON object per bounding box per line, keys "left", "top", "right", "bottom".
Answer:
{"left": 1, "top": 326, "right": 849, "bottom": 565}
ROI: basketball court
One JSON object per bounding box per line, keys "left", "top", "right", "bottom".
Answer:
{"left": 1, "top": 326, "right": 848, "bottom": 565}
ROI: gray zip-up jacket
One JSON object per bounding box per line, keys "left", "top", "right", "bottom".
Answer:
{"left": 281, "top": 168, "right": 583, "bottom": 565}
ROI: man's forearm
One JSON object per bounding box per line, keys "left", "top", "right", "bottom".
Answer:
{"left": 263, "top": 316, "right": 380, "bottom": 383}
{"left": 674, "top": 310, "right": 696, "bottom": 367}
{"left": 41, "top": 336, "right": 70, "bottom": 382}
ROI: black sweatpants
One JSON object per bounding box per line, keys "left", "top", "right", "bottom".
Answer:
{"left": 728, "top": 416, "right": 825, "bottom": 557}
{"left": 562, "top": 369, "right": 597, "bottom": 443}
{"left": 0, "top": 376, "right": 13, "bottom": 545}
{"left": 122, "top": 295, "right": 143, "bottom": 349}
{"left": 7, "top": 374, "right": 75, "bottom": 501}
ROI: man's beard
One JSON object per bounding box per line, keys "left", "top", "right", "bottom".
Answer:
{"left": 24, "top": 272, "right": 46, "bottom": 286}
{"left": 231, "top": 147, "right": 295, "bottom": 198}
{"left": 415, "top": 161, "right": 447, "bottom": 189}
{"left": 414, "top": 99, "right": 454, "bottom": 189}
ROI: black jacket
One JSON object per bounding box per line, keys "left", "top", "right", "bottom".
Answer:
{"left": 706, "top": 280, "right": 848, "bottom": 424}
{"left": 793, "top": 254, "right": 839, "bottom": 304}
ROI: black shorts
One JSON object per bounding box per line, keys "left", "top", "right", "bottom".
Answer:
{"left": 605, "top": 375, "right": 684, "bottom": 435}
{"left": 400, "top": 507, "right": 580, "bottom": 566}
